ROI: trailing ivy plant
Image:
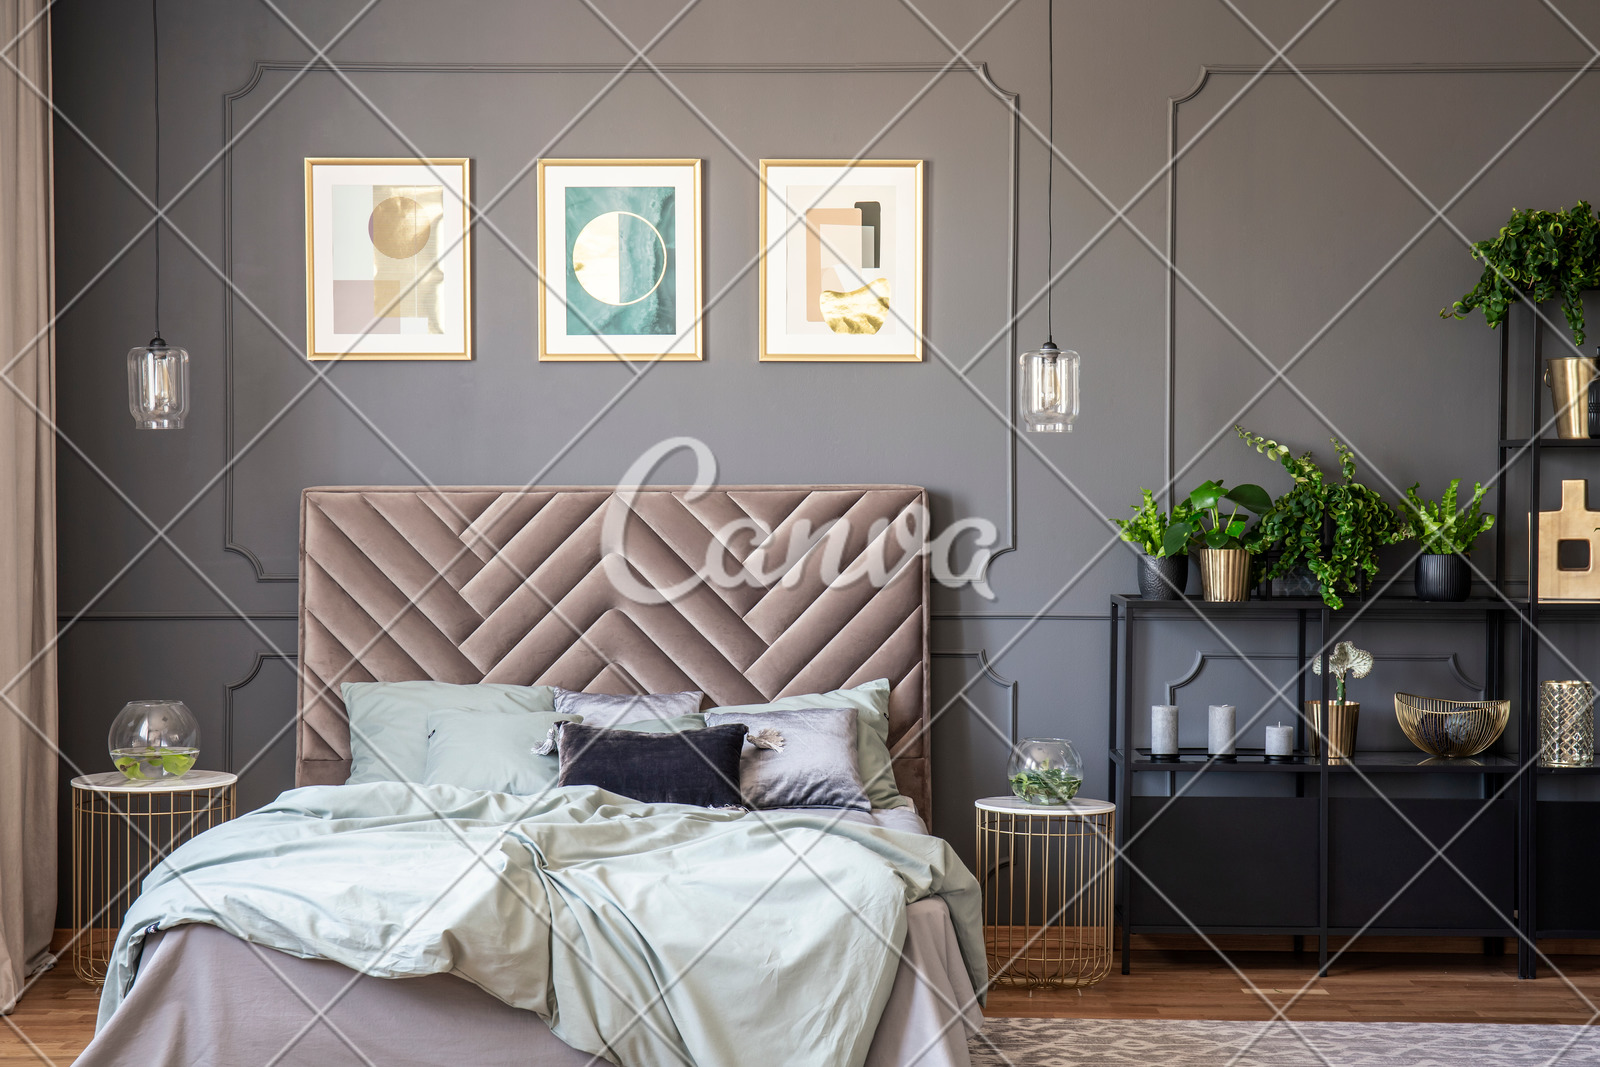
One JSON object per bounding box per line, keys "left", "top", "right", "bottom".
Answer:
{"left": 1236, "top": 426, "right": 1410, "bottom": 610}
{"left": 1402, "top": 479, "right": 1495, "bottom": 556}
{"left": 1113, "top": 489, "right": 1195, "bottom": 557}
{"left": 1441, "top": 202, "right": 1600, "bottom": 349}
{"left": 1163, "top": 480, "right": 1272, "bottom": 553}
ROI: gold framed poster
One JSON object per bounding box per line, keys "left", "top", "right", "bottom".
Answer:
{"left": 304, "top": 157, "right": 473, "bottom": 361}
{"left": 536, "top": 158, "right": 702, "bottom": 361}
{"left": 758, "top": 159, "right": 924, "bottom": 362}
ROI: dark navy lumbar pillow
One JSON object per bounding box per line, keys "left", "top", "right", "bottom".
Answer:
{"left": 555, "top": 721, "right": 749, "bottom": 808}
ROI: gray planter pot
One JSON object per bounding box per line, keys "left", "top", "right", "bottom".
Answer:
{"left": 1136, "top": 552, "right": 1188, "bottom": 600}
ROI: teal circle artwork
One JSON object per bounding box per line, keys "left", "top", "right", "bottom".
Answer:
{"left": 565, "top": 185, "right": 676, "bottom": 337}
{"left": 572, "top": 211, "right": 667, "bottom": 306}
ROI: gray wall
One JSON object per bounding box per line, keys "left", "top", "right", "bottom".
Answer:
{"left": 50, "top": 0, "right": 1600, "bottom": 909}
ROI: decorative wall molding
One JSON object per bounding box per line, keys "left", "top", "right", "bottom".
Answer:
{"left": 1163, "top": 61, "right": 1600, "bottom": 512}
{"left": 932, "top": 647, "right": 1019, "bottom": 743}
{"left": 222, "top": 60, "right": 1021, "bottom": 582}
{"left": 58, "top": 611, "right": 297, "bottom": 623}
{"left": 223, "top": 651, "right": 297, "bottom": 774}
{"left": 1163, "top": 649, "right": 1485, "bottom": 707}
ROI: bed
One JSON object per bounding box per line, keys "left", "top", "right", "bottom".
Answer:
{"left": 77, "top": 485, "right": 984, "bottom": 1067}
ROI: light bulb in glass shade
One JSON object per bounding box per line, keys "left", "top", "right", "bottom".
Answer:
{"left": 1019, "top": 341, "right": 1079, "bottom": 433}
{"left": 108, "top": 699, "right": 199, "bottom": 780}
{"left": 127, "top": 336, "right": 189, "bottom": 429}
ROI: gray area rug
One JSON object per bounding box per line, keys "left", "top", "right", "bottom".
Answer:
{"left": 971, "top": 1018, "right": 1600, "bottom": 1065}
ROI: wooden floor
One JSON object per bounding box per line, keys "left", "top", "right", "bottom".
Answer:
{"left": 9, "top": 946, "right": 1600, "bottom": 1064}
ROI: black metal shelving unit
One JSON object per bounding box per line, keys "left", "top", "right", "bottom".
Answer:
{"left": 1105, "top": 304, "right": 1600, "bottom": 981}
{"left": 1108, "top": 595, "right": 1510, "bottom": 977}
{"left": 1500, "top": 303, "right": 1600, "bottom": 978}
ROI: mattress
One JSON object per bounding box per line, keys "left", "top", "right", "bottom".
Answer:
{"left": 78, "top": 808, "right": 982, "bottom": 1067}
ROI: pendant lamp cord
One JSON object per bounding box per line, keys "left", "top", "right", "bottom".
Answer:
{"left": 151, "top": 0, "right": 161, "bottom": 340}
{"left": 1045, "top": 0, "right": 1053, "bottom": 346}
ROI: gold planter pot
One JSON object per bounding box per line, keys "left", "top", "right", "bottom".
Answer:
{"left": 1306, "top": 700, "right": 1359, "bottom": 759}
{"left": 1197, "top": 548, "right": 1251, "bottom": 602}
{"left": 1544, "top": 357, "right": 1600, "bottom": 439}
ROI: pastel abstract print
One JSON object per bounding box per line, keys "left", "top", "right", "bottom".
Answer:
{"left": 304, "top": 158, "right": 472, "bottom": 361}
{"left": 759, "top": 160, "right": 922, "bottom": 362}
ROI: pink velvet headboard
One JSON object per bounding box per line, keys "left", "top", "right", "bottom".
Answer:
{"left": 295, "top": 485, "right": 932, "bottom": 814}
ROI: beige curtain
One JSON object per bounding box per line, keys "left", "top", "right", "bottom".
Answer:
{"left": 0, "top": 0, "right": 56, "bottom": 1014}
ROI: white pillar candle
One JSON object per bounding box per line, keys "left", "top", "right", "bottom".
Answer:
{"left": 1208, "top": 704, "right": 1237, "bottom": 756}
{"left": 1151, "top": 705, "right": 1179, "bottom": 757}
{"left": 1265, "top": 722, "right": 1294, "bottom": 758}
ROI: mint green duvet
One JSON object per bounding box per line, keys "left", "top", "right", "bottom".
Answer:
{"left": 99, "top": 783, "right": 984, "bottom": 1067}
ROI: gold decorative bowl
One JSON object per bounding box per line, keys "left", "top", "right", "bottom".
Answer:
{"left": 1393, "top": 693, "right": 1510, "bottom": 758}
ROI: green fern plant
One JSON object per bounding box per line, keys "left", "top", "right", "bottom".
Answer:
{"left": 1441, "top": 202, "right": 1600, "bottom": 349}
{"left": 1113, "top": 489, "right": 1194, "bottom": 557}
{"left": 1401, "top": 479, "right": 1495, "bottom": 556}
{"left": 1236, "top": 426, "right": 1409, "bottom": 610}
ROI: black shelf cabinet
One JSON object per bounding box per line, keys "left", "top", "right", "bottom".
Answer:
{"left": 1500, "top": 302, "right": 1600, "bottom": 978}
{"left": 1107, "top": 594, "right": 1512, "bottom": 977}
{"left": 1104, "top": 304, "right": 1600, "bottom": 981}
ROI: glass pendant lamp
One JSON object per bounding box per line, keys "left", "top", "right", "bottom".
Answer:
{"left": 128, "top": 337, "right": 189, "bottom": 429}
{"left": 1020, "top": 340, "right": 1080, "bottom": 432}
{"left": 128, "top": 0, "right": 188, "bottom": 430}
{"left": 1021, "top": 0, "right": 1081, "bottom": 434}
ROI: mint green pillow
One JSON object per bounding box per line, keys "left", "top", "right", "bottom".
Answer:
{"left": 709, "top": 680, "right": 908, "bottom": 810}
{"left": 611, "top": 714, "right": 705, "bottom": 735}
{"left": 342, "top": 681, "right": 556, "bottom": 784}
{"left": 422, "top": 709, "right": 578, "bottom": 795}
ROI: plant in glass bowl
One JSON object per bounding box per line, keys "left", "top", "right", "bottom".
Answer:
{"left": 109, "top": 699, "right": 199, "bottom": 780}
{"left": 1113, "top": 488, "right": 1195, "bottom": 600}
{"left": 1164, "top": 479, "right": 1272, "bottom": 601}
{"left": 1007, "top": 739, "right": 1083, "bottom": 805}
{"left": 1402, "top": 479, "right": 1494, "bottom": 602}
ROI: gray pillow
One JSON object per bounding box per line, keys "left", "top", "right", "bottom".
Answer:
{"left": 704, "top": 707, "right": 869, "bottom": 810}
{"left": 709, "top": 680, "right": 906, "bottom": 809}
{"left": 422, "top": 709, "right": 579, "bottom": 794}
{"left": 552, "top": 687, "right": 704, "bottom": 728}
{"left": 342, "top": 681, "right": 557, "bottom": 784}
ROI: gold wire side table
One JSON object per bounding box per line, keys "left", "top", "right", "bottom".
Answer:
{"left": 70, "top": 770, "right": 236, "bottom": 985}
{"left": 975, "top": 796, "right": 1115, "bottom": 989}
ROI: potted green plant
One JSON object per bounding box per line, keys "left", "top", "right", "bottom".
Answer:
{"left": 1442, "top": 203, "right": 1600, "bottom": 438}
{"left": 1309, "top": 641, "right": 1372, "bottom": 759}
{"left": 1401, "top": 479, "right": 1495, "bottom": 601}
{"left": 1113, "top": 489, "right": 1195, "bottom": 600}
{"left": 1164, "top": 479, "right": 1272, "bottom": 601}
{"left": 1236, "top": 427, "right": 1410, "bottom": 610}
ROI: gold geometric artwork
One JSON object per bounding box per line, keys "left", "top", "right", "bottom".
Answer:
{"left": 1536, "top": 479, "right": 1600, "bottom": 601}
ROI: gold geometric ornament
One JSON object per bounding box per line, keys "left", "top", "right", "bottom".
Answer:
{"left": 1535, "top": 479, "right": 1600, "bottom": 601}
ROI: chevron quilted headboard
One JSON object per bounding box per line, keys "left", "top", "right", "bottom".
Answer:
{"left": 297, "top": 485, "right": 932, "bottom": 815}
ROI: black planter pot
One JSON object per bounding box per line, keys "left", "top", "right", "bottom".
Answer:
{"left": 1414, "top": 553, "right": 1470, "bottom": 602}
{"left": 1136, "top": 552, "right": 1189, "bottom": 600}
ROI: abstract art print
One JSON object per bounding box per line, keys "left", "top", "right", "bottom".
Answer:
{"left": 759, "top": 159, "right": 923, "bottom": 361}
{"left": 537, "top": 159, "right": 702, "bottom": 361}
{"left": 304, "top": 158, "right": 472, "bottom": 361}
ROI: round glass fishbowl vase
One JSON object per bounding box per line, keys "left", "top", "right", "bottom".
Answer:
{"left": 108, "top": 700, "right": 199, "bottom": 781}
{"left": 1007, "top": 738, "right": 1083, "bottom": 805}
